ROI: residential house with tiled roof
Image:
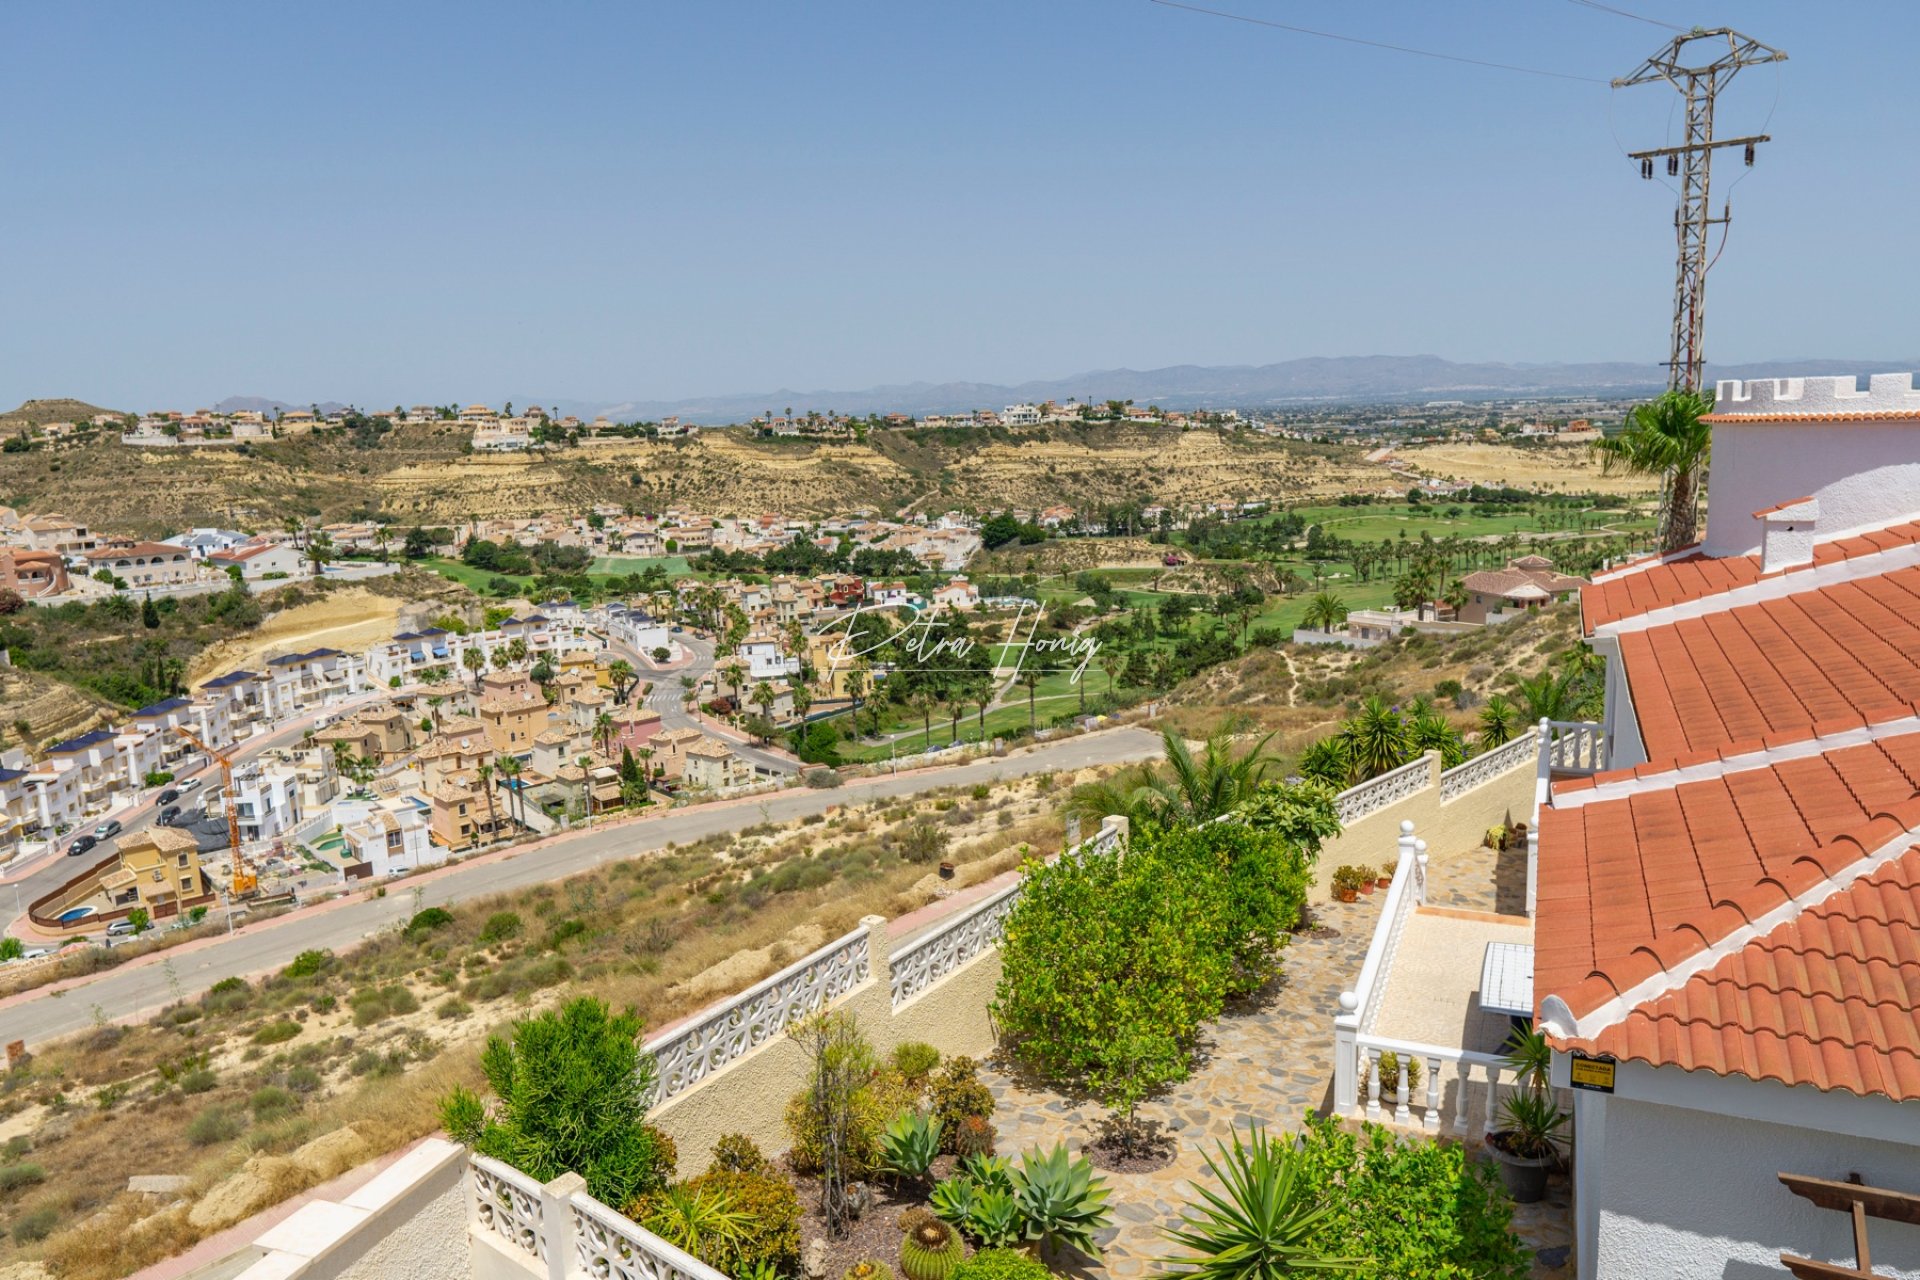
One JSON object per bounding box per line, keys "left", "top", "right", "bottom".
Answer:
{"left": 1454, "top": 556, "right": 1587, "bottom": 625}
{"left": 1534, "top": 373, "right": 1920, "bottom": 1278}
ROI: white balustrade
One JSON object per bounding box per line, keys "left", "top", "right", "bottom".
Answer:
{"left": 1438, "top": 728, "right": 1540, "bottom": 802}
{"left": 570, "top": 1191, "right": 728, "bottom": 1280}
{"left": 1334, "top": 755, "right": 1434, "bottom": 825}
{"left": 1333, "top": 821, "right": 1424, "bottom": 1112}
{"left": 1350, "top": 1036, "right": 1510, "bottom": 1137}
{"left": 890, "top": 881, "right": 1021, "bottom": 1009}
{"left": 1542, "top": 718, "right": 1607, "bottom": 775}
{"left": 471, "top": 1155, "right": 548, "bottom": 1265}
{"left": 642, "top": 927, "right": 871, "bottom": 1109}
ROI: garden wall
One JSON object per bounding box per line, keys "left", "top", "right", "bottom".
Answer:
{"left": 1311, "top": 730, "right": 1539, "bottom": 900}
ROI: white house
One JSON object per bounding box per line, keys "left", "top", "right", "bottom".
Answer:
{"left": 1535, "top": 372, "right": 1920, "bottom": 1279}
{"left": 738, "top": 635, "right": 798, "bottom": 682}
{"left": 209, "top": 541, "right": 308, "bottom": 580}
{"left": 341, "top": 805, "right": 440, "bottom": 877}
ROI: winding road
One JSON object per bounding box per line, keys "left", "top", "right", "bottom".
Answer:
{"left": 0, "top": 726, "right": 1163, "bottom": 1048}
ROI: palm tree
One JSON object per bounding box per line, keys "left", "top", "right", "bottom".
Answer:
{"left": 304, "top": 530, "right": 334, "bottom": 578}
{"left": 1099, "top": 651, "right": 1122, "bottom": 699}
{"left": 506, "top": 637, "right": 529, "bottom": 666}
{"left": 1301, "top": 592, "right": 1347, "bottom": 633}
{"left": 461, "top": 646, "right": 485, "bottom": 690}
{"left": 1514, "top": 670, "right": 1575, "bottom": 723}
{"left": 1158, "top": 727, "right": 1279, "bottom": 823}
{"left": 1592, "top": 388, "right": 1714, "bottom": 551}
{"left": 608, "top": 658, "right": 635, "bottom": 702}
{"left": 751, "top": 682, "right": 776, "bottom": 736}
{"left": 1341, "top": 697, "right": 1412, "bottom": 782}
{"left": 1478, "top": 694, "right": 1521, "bottom": 749}
{"left": 474, "top": 761, "right": 498, "bottom": 844}
{"left": 1296, "top": 735, "right": 1353, "bottom": 788}
{"left": 497, "top": 755, "right": 523, "bottom": 827}
{"left": 593, "top": 710, "right": 615, "bottom": 755}
{"left": 1019, "top": 668, "right": 1041, "bottom": 734}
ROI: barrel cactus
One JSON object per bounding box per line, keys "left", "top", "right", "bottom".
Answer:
{"left": 900, "top": 1219, "right": 963, "bottom": 1280}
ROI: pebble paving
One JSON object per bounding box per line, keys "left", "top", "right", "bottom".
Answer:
{"left": 980, "top": 857, "right": 1574, "bottom": 1279}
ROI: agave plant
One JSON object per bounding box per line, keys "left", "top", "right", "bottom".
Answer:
{"left": 929, "top": 1174, "right": 978, "bottom": 1228}
{"left": 879, "top": 1110, "right": 943, "bottom": 1180}
{"left": 1010, "top": 1143, "right": 1112, "bottom": 1261}
{"left": 1494, "top": 1090, "right": 1569, "bottom": 1162}
{"left": 639, "top": 1186, "right": 751, "bottom": 1263}
{"left": 964, "top": 1186, "right": 1026, "bottom": 1249}
{"left": 1161, "top": 1124, "right": 1355, "bottom": 1280}
{"left": 958, "top": 1152, "right": 1014, "bottom": 1194}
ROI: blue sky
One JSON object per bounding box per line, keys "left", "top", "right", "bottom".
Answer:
{"left": 3, "top": 1, "right": 1914, "bottom": 409}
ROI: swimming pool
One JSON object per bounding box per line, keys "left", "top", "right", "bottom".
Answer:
{"left": 57, "top": 906, "right": 95, "bottom": 924}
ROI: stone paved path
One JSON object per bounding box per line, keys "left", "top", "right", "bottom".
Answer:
{"left": 981, "top": 871, "right": 1573, "bottom": 1278}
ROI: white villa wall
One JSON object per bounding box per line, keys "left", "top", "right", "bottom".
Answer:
{"left": 1570, "top": 1060, "right": 1920, "bottom": 1280}
{"left": 1704, "top": 375, "right": 1920, "bottom": 558}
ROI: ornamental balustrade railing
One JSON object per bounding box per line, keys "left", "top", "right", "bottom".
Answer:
{"left": 888, "top": 819, "right": 1126, "bottom": 1011}
{"left": 469, "top": 1160, "right": 730, "bottom": 1280}
{"left": 1334, "top": 756, "right": 1433, "bottom": 825}
{"left": 1332, "top": 821, "right": 1427, "bottom": 1113}
{"left": 1437, "top": 729, "right": 1539, "bottom": 802}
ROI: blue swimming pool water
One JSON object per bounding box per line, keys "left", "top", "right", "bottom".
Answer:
{"left": 57, "top": 906, "right": 95, "bottom": 923}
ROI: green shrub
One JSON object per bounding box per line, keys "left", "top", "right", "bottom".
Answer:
{"left": 282, "top": 949, "right": 333, "bottom": 980}
{"left": 285, "top": 1066, "right": 323, "bottom": 1094}
{"left": 11, "top": 1204, "right": 59, "bottom": 1243}
{"left": 677, "top": 1167, "right": 802, "bottom": 1276}
{"left": 406, "top": 907, "right": 455, "bottom": 935}
{"left": 950, "top": 1249, "right": 1050, "bottom": 1280}
{"left": 478, "top": 911, "right": 523, "bottom": 944}
{"left": 179, "top": 1067, "right": 218, "bottom": 1095}
{"left": 0, "top": 1162, "right": 46, "bottom": 1193}
{"left": 890, "top": 1041, "right": 941, "bottom": 1084}
{"left": 710, "top": 1133, "right": 774, "bottom": 1177}
{"left": 437, "top": 996, "right": 472, "bottom": 1020}
{"left": 252, "top": 1020, "right": 301, "bottom": 1046}
{"left": 187, "top": 1105, "right": 246, "bottom": 1146}
{"left": 439, "top": 997, "right": 674, "bottom": 1208}
{"left": 928, "top": 1057, "right": 995, "bottom": 1153}
{"left": 351, "top": 985, "right": 420, "bottom": 1027}
{"left": 1286, "top": 1115, "right": 1531, "bottom": 1280}
{"left": 251, "top": 1086, "right": 297, "bottom": 1121}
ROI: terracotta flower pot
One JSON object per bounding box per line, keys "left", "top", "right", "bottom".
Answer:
{"left": 938, "top": 861, "right": 955, "bottom": 880}
{"left": 1359, "top": 881, "right": 1375, "bottom": 896}
{"left": 1376, "top": 875, "right": 1393, "bottom": 889}
{"left": 1337, "top": 887, "right": 1357, "bottom": 903}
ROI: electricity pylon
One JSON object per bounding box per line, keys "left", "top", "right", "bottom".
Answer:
{"left": 1616, "top": 28, "right": 1786, "bottom": 394}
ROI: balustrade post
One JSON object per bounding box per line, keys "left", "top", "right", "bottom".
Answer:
{"left": 1453, "top": 1062, "right": 1472, "bottom": 1136}
{"left": 1099, "top": 814, "right": 1130, "bottom": 856}
{"left": 1537, "top": 717, "right": 1552, "bottom": 778}
{"left": 1414, "top": 840, "right": 1428, "bottom": 906}
{"left": 1365, "top": 1046, "right": 1383, "bottom": 1120}
{"left": 1393, "top": 1066, "right": 1411, "bottom": 1126}
{"left": 1333, "top": 992, "right": 1359, "bottom": 1112}
{"left": 860, "top": 914, "right": 891, "bottom": 998}
{"left": 1423, "top": 1055, "right": 1441, "bottom": 1132}
{"left": 540, "top": 1172, "right": 585, "bottom": 1280}
{"left": 1396, "top": 820, "right": 1416, "bottom": 881}
{"left": 1526, "top": 824, "right": 1539, "bottom": 917}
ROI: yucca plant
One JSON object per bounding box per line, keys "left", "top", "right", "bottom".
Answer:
{"left": 965, "top": 1186, "right": 1026, "bottom": 1249}
{"left": 1161, "top": 1124, "right": 1356, "bottom": 1280}
{"left": 1010, "top": 1143, "right": 1112, "bottom": 1261}
{"left": 879, "top": 1109, "right": 943, "bottom": 1180}
{"left": 899, "top": 1217, "right": 963, "bottom": 1280}
{"left": 1494, "top": 1090, "right": 1568, "bottom": 1162}
{"left": 640, "top": 1185, "right": 751, "bottom": 1263}
{"left": 930, "top": 1174, "right": 978, "bottom": 1228}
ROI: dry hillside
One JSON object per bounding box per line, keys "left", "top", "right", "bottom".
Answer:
{"left": 0, "top": 421, "right": 1630, "bottom": 535}
{"left": 0, "top": 666, "right": 119, "bottom": 753}
{"left": 0, "top": 399, "right": 122, "bottom": 433}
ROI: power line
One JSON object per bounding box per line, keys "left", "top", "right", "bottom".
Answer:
{"left": 1147, "top": 0, "right": 1609, "bottom": 84}
{"left": 1564, "top": 0, "right": 1688, "bottom": 33}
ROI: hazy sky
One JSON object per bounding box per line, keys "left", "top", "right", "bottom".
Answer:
{"left": 4, "top": 1, "right": 1913, "bottom": 409}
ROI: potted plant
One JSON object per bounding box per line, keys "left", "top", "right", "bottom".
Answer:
{"left": 1485, "top": 1021, "right": 1566, "bottom": 1203}
{"left": 1375, "top": 864, "right": 1395, "bottom": 890}
{"left": 1485, "top": 823, "right": 1508, "bottom": 850}
{"left": 1331, "top": 865, "right": 1366, "bottom": 903}
{"left": 1365, "top": 1050, "right": 1423, "bottom": 1103}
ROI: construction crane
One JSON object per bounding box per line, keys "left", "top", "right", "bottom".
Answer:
{"left": 172, "top": 727, "right": 257, "bottom": 896}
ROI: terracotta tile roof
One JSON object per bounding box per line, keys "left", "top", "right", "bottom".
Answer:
{"left": 1615, "top": 564, "right": 1920, "bottom": 760}
{"left": 1535, "top": 734, "right": 1920, "bottom": 1026}
{"left": 1582, "top": 518, "right": 1920, "bottom": 631}
{"left": 1701, "top": 409, "right": 1920, "bottom": 423}
{"left": 1557, "top": 847, "right": 1920, "bottom": 1101}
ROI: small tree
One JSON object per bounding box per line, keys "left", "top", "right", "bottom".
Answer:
{"left": 440, "top": 997, "right": 674, "bottom": 1207}
{"left": 126, "top": 907, "right": 151, "bottom": 935}
{"left": 789, "top": 1010, "right": 873, "bottom": 1238}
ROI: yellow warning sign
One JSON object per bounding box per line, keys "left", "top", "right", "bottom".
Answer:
{"left": 1569, "top": 1054, "right": 1616, "bottom": 1093}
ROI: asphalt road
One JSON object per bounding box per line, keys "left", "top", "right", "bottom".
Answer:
{"left": 0, "top": 726, "right": 1161, "bottom": 1047}
{"left": 618, "top": 630, "right": 797, "bottom": 776}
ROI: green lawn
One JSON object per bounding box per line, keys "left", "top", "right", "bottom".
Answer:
{"left": 591, "top": 554, "right": 694, "bottom": 576}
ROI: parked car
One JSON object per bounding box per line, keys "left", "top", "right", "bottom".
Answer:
{"left": 156, "top": 788, "right": 180, "bottom": 806}
{"left": 158, "top": 806, "right": 183, "bottom": 825}
{"left": 105, "top": 920, "right": 139, "bottom": 938}
{"left": 68, "top": 834, "right": 97, "bottom": 856}
{"left": 93, "top": 820, "right": 122, "bottom": 840}
{"left": 178, "top": 777, "right": 202, "bottom": 792}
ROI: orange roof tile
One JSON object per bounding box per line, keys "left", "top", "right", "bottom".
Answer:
{"left": 1582, "top": 518, "right": 1920, "bottom": 631}
{"left": 1615, "top": 564, "right": 1920, "bottom": 760}
{"left": 1534, "top": 734, "right": 1920, "bottom": 1026}
{"left": 1558, "top": 847, "right": 1920, "bottom": 1102}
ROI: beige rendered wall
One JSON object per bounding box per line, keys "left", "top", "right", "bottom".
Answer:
{"left": 649, "top": 919, "right": 1004, "bottom": 1178}
{"left": 1309, "top": 755, "right": 1535, "bottom": 901}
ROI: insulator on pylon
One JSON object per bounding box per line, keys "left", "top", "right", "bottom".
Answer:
{"left": 1641, "top": 157, "right": 1654, "bottom": 179}
{"left": 1667, "top": 154, "right": 1680, "bottom": 176}
{"left": 1744, "top": 142, "right": 1755, "bottom": 166}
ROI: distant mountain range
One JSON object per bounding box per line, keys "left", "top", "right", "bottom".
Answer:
{"left": 212, "top": 396, "right": 354, "bottom": 417}
{"left": 216, "top": 355, "right": 1920, "bottom": 425}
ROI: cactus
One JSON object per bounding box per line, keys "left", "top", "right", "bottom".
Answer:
{"left": 952, "top": 1114, "right": 997, "bottom": 1157}
{"left": 899, "top": 1219, "right": 962, "bottom": 1280}
{"left": 846, "top": 1262, "right": 894, "bottom": 1280}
